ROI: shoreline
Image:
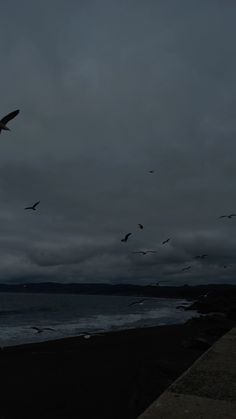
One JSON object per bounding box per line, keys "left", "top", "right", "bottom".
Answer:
{"left": 1, "top": 286, "right": 236, "bottom": 418}
{"left": 1, "top": 314, "right": 235, "bottom": 419}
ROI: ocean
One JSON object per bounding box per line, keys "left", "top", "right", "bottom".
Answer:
{"left": 0, "top": 292, "right": 197, "bottom": 347}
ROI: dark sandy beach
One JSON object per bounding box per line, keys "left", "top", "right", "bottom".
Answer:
{"left": 1, "top": 312, "right": 234, "bottom": 419}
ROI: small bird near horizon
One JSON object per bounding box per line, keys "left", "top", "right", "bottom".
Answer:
{"left": 219, "top": 214, "right": 236, "bottom": 219}
{"left": 25, "top": 201, "right": 40, "bottom": 211}
{"left": 0, "top": 109, "right": 20, "bottom": 134}
{"left": 128, "top": 298, "right": 148, "bottom": 307}
{"left": 121, "top": 233, "right": 132, "bottom": 242}
{"left": 31, "top": 326, "right": 54, "bottom": 334}
{"left": 138, "top": 224, "right": 144, "bottom": 229}
{"left": 162, "top": 238, "right": 171, "bottom": 245}
{"left": 195, "top": 254, "right": 208, "bottom": 259}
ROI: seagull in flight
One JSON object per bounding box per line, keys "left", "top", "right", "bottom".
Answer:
{"left": 132, "top": 250, "right": 156, "bottom": 255}
{"left": 121, "top": 233, "right": 132, "bottom": 242}
{"left": 138, "top": 224, "right": 144, "bottom": 229}
{"left": 0, "top": 109, "right": 20, "bottom": 134}
{"left": 219, "top": 214, "right": 236, "bottom": 219}
{"left": 25, "top": 201, "right": 40, "bottom": 211}
{"left": 31, "top": 326, "right": 55, "bottom": 334}
{"left": 162, "top": 238, "right": 171, "bottom": 245}
{"left": 128, "top": 298, "right": 148, "bottom": 307}
{"left": 195, "top": 254, "right": 208, "bottom": 259}
{"left": 181, "top": 266, "right": 191, "bottom": 272}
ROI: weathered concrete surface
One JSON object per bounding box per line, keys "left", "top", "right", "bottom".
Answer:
{"left": 138, "top": 327, "right": 236, "bottom": 418}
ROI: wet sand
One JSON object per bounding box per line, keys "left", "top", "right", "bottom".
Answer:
{"left": 1, "top": 315, "right": 234, "bottom": 419}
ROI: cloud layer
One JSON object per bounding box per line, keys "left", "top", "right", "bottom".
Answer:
{"left": 0, "top": 1, "right": 236, "bottom": 284}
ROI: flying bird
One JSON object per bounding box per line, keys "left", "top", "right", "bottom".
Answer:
{"left": 121, "top": 233, "right": 132, "bottom": 242}
{"left": 195, "top": 254, "right": 208, "bottom": 259}
{"left": 25, "top": 201, "right": 40, "bottom": 211}
{"left": 31, "top": 326, "right": 54, "bottom": 334}
{"left": 0, "top": 109, "right": 20, "bottom": 134}
{"left": 219, "top": 214, "right": 236, "bottom": 219}
{"left": 181, "top": 266, "right": 191, "bottom": 272}
{"left": 148, "top": 170, "right": 154, "bottom": 173}
{"left": 138, "top": 224, "right": 144, "bottom": 229}
{"left": 128, "top": 298, "right": 148, "bottom": 307}
{"left": 132, "top": 250, "right": 156, "bottom": 255}
{"left": 162, "top": 238, "right": 171, "bottom": 245}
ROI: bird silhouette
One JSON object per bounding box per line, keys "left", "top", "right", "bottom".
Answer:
{"left": 128, "top": 298, "right": 148, "bottom": 307}
{"left": 148, "top": 170, "right": 154, "bottom": 173}
{"left": 31, "top": 326, "right": 54, "bottom": 334}
{"left": 121, "top": 233, "right": 132, "bottom": 242}
{"left": 25, "top": 201, "right": 40, "bottom": 211}
{"left": 181, "top": 266, "right": 191, "bottom": 272}
{"left": 132, "top": 250, "right": 156, "bottom": 255}
{"left": 162, "top": 238, "right": 171, "bottom": 245}
{"left": 138, "top": 224, "right": 144, "bottom": 229}
{"left": 195, "top": 254, "right": 208, "bottom": 259}
{"left": 219, "top": 214, "right": 236, "bottom": 219}
{"left": 0, "top": 109, "right": 19, "bottom": 134}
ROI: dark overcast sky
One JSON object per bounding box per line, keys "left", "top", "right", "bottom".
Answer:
{"left": 1, "top": 1, "right": 236, "bottom": 285}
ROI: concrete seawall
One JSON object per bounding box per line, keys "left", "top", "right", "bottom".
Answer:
{"left": 138, "top": 327, "right": 236, "bottom": 418}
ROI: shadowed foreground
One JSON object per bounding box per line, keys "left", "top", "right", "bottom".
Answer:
{"left": 0, "top": 316, "right": 234, "bottom": 419}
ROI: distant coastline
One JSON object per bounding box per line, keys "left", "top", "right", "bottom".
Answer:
{"left": 0, "top": 282, "right": 235, "bottom": 300}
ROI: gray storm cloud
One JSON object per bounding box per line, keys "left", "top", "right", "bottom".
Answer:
{"left": 0, "top": 1, "right": 236, "bottom": 284}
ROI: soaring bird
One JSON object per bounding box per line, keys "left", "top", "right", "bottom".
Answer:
{"left": 31, "top": 326, "right": 54, "bottom": 334}
{"left": 121, "top": 233, "right": 132, "bottom": 242}
{"left": 162, "top": 238, "right": 171, "bottom": 245}
{"left": 0, "top": 109, "right": 20, "bottom": 134}
{"left": 128, "top": 298, "right": 148, "bottom": 307}
{"left": 138, "top": 224, "right": 144, "bottom": 229}
{"left": 181, "top": 266, "right": 191, "bottom": 272}
{"left": 25, "top": 201, "right": 40, "bottom": 211}
{"left": 195, "top": 254, "right": 208, "bottom": 259}
{"left": 132, "top": 250, "right": 156, "bottom": 255}
{"left": 219, "top": 214, "right": 236, "bottom": 219}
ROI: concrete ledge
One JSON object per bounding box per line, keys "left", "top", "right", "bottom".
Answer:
{"left": 138, "top": 327, "right": 236, "bottom": 418}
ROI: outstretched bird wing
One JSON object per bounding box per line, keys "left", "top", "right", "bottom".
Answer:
{"left": 138, "top": 224, "right": 144, "bottom": 229}
{"left": 24, "top": 206, "right": 32, "bottom": 210}
{"left": 219, "top": 215, "right": 227, "bottom": 218}
{"left": 125, "top": 233, "right": 132, "bottom": 241}
{"left": 33, "top": 201, "right": 40, "bottom": 209}
{"left": 1, "top": 109, "right": 20, "bottom": 125}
